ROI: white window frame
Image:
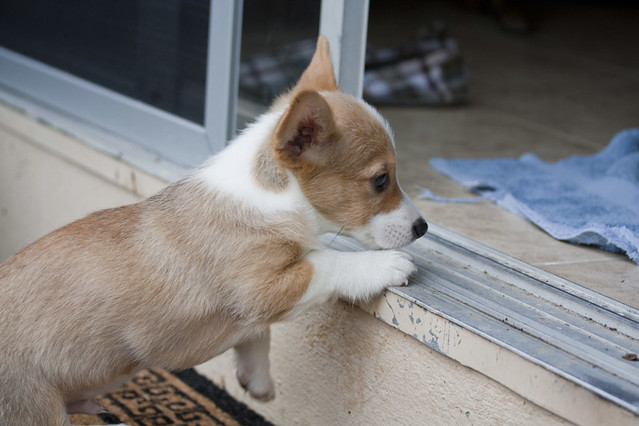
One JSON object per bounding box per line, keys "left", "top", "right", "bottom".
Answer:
{"left": 320, "top": 0, "right": 369, "bottom": 97}
{"left": 0, "top": 0, "right": 369, "bottom": 169}
{"left": 0, "top": 2, "right": 243, "bottom": 168}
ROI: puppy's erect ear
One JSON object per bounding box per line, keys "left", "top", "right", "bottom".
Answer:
{"left": 292, "top": 36, "right": 337, "bottom": 93}
{"left": 273, "top": 90, "right": 336, "bottom": 167}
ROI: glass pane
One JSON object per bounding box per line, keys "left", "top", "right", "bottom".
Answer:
{"left": 238, "top": 0, "right": 321, "bottom": 127}
{"left": 0, "top": 0, "right": 209, "bottom": 124}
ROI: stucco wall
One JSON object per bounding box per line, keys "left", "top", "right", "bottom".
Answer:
{"left": 0, "top": 118, "right": 141, "bottom": 262}
{"left": 0, "top": 100, "right": 166, "bottom": 261}
{"left": 0, "top": 102, "right": 569, "bottom": 425}
{"left": 198, "top": 303, "right": 569, "bottom": 425}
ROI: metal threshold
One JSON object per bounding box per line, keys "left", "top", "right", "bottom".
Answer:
{"left": 325, "top": 224, "right": 639, "bottom": 423}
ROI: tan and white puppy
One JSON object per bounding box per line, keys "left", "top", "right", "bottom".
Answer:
{"left": 0, "top": 36, "right": 427, "bottom": 425}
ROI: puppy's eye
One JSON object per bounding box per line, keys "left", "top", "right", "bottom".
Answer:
{"left": 372, "top": 173, "right": 390, "bottom": 193}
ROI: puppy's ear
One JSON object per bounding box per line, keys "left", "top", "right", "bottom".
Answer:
{"left": 273, "top": 90, "right": 336, "bottom": 168}
{"left": 293, "top": 36, "right": 337, "bottom": 93}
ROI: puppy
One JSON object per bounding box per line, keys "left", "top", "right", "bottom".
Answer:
{"left": 0, "top": 36, "right": 427, "bottom": 425}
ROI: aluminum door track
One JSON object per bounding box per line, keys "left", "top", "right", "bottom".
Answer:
{"left": 323, "top": 224, "right": 639, "bottom": 417}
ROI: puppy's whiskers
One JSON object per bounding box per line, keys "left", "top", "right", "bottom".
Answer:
{"left": 302, "top": 225, "right": 345, "bottom": 258}
{"left": 327, "top": 225, "right": 345, "bottom": 249}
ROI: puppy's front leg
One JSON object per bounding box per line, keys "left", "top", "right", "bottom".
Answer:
{"left": 303, "top": 248, "right": 416, "bottom": 303}
{"left": 234, "top": 328, "right": 275, "bottom": 401}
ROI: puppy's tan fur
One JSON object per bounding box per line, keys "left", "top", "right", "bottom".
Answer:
{"left": 0, "top": 37, "right": 425, "bottom": 425}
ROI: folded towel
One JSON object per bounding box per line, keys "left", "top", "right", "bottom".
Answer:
{"left": 422, "top": 129, "right": 639, "bottom": 264}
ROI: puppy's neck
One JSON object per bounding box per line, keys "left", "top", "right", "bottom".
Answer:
{"left": 194, "top": 110, "right": 318, "bottom": 226}
{"left": 253, "top": 136, "right": 288, "bottom": 192}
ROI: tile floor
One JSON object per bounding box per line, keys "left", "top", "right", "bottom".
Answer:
{"left": 366, "top": 1, "right": 639, "bottom": 308}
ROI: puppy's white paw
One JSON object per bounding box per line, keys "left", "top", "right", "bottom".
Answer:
{"left": 375, "top": 250, "right": 417, "bottom": 288}
{"left": 237, "top": 369, "right": 275, "bottom": 402}
{"left": 306, "top": 247, "right": 417, "bottom": 304}
{"left": 343, "top": 250, "right": 416, "bottom": 302}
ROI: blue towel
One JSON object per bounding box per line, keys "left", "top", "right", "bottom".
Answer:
{"left": 423, "top": 129, "right": 639, "bottom": 264}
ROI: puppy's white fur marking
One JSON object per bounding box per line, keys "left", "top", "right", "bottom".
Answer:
{"left": 355, "top": 195, "right": 423, "bottom": 249}
{"left": 197, "top": 110, "right": 309, "bottom": 215}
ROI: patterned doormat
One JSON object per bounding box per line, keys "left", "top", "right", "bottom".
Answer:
{"left": 70, "top": 368, "right": 272, "bottom": 426}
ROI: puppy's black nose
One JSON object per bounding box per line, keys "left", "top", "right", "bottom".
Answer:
{"left": 412, "top": 217, "right": 428, "bottom": 239}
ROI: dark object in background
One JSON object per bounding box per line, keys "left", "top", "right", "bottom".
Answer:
{"left": 465, "top": 0, "right": 539, "bottom": 34}
{"left": 240, "top": 24, "right": 468, "bottom": 107}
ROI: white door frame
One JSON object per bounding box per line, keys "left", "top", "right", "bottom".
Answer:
{"left": 320, "top": 0, "right": 370, "bottom": 98}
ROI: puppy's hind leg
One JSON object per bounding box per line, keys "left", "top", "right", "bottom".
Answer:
{"left": 234, "top": 328, "right": 275, "bottom": 401}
